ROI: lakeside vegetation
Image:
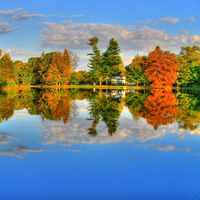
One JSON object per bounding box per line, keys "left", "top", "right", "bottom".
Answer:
{"left": 0, "top": 37, "right": 200, "bottom": 89}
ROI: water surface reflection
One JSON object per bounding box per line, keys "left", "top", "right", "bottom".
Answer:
{"left": 0, "top": 88, "right": 199, "bottom": 153}
{"left": 0, "top": 88, "right": 200, "bottom": 199}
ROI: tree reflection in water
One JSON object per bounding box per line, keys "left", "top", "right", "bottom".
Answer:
{"left": 87, "top": 91, "right": 124, "bottom": 136}
{"left": 143, "top": 89, "right": 178, "bottom": 129}
{"left": 0, "top": 88, "right": 199, "bottom": 135}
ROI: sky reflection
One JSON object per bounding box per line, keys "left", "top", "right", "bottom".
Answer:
{"left": 0, "top": 89, "right": 199, "bottom": 200}
{"left": 0, "top": 89, "right": 199, "bottom": 157}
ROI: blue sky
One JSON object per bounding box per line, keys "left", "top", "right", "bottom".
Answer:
{"left": 0, "top": 0, "right": 200, "bottom": 69}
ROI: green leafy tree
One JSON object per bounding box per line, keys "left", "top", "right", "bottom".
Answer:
{"left": 102, "top": 38, "right": 123, "bottom": 84}
{"left": 0, "top": 53, "right": 15, "bottom": 86}
{"left": 178, "top": 46, "right": 200, "bottom": 86}
{"left": 190, "top": 66, "right": 200, "bottom": 85}
{"left": 26, "top": 57, "right": 40, "bottom": 85}
{"left": 69, "top": 72, "right": 79, "bottom": 85}
{"left": 75, "top": 70, "right": 93, "bottom": 85}
{"left": 14, "top": 61, "right": 24, "bottom": 84}
{"left": 14, "top": 61, "right": 34, "bottom": 85}
{"left": 88, "top": 37, "right": 104, "bottom": 86}
{"left": 126, "top": 54, "right": 149, "bottom": 86}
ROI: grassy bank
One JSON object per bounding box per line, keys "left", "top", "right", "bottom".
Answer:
{"left": 2, "top": 85, "right": 149, "bottom": 91}
{"left": 1, "top": 85, "right": 200, "bottom": 91}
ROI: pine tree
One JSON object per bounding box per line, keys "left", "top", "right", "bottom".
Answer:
{"left": 102, "top": 38, "right": 123, "bottom": 85}
{"left": 88, "top": 37, "right": 103, "bottom": 86}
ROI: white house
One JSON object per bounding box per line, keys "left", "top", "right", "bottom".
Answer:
{"left": 111, "top": 75, "right": 126, "bottom": 85}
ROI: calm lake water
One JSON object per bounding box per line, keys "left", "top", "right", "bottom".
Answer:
{"left": 0, "top": 88, "right": 199, "bottom": 200}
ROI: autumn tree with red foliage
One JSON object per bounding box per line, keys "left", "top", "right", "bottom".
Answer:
{"left": 144, "top": 46, "right": 179, "bottom": 87}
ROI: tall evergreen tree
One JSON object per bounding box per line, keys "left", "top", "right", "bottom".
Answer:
{"left": 102, "top": 38, "right": 123, "bottom": 84}
{"left": 88, "top": 37, "right": 104, "bottom": 86}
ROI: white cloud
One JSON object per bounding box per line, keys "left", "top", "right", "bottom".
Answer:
{"left": 154, "top": 145, "right": 176, "bottom": 152}
{"left": 13, "top": 13, "right": 46, "bottom": 21}
{"left": 0, "top": 8, "right": 24, "bottom": 16}
{"left": 157, "top": 17, "right": 180, "bottom": 24}
{"left": 0, "top": 132, "right": 14, "bottom": 144}
{"left": 0, "top": 150, "right": 23, "bottom": 158}
{"left": 190, "top": 35, "right": 200, "bottom": 44}
{"left": 12, "top": 145, "right": 43, "bottom": 153}
{"left": 0, "top": 8, "right": 47, "bottom": 21}
{"left": 0, "top": 21, "right": 15, "bottom": 34}
{"left": 42, "top": 21, "right": 183, "bottom": 52}
{"left": 9, "top": 49, "right": 40, "bottom": 57}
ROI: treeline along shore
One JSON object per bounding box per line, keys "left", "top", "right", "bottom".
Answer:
{"left": 0, "top": 37, "right": 200, "bottom": 89}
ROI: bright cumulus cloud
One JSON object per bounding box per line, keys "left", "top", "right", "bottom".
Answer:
{"left": 42, "top": 21, "right": 185, "bottom": 52}
{"left": 190, "top": 35, "right": 200, "bottom": 44}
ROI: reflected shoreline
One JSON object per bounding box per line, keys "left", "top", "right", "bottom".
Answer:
{"left": 0, "top": 88, "right": 199, "bottom": 158}
{"left": 0, "top": 88, "right": 199, "bottom": 132}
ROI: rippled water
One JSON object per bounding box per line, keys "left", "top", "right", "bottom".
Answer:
{"left": 0, "top": 88, "right": 199, "bottom": 200}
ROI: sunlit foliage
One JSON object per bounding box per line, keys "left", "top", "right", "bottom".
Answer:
{"left": 143, "top": 89, "right": 178, "bottom": 129}
{"left": 178, "top": 46, "right": 200, "bottom": 86}
{"left": 126, "top": 54, "right": 149, "bottom": 86}
{"left": 144, "top": 46, "right": 179, "bottom": 87}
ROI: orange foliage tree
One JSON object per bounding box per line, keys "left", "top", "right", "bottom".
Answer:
{"left": 38, "top": 49, "right": 74, "bottom": 85}
{"left": 144, "top": 46, "right": 179, "bottom": 87}
{"left": 143, "top": 89, "right": 178, "bottom": 129}
{"left": 42, "top": 63, "right": 61, "bottom": 85}
{"left": 52, "top": 49, "right": 73, "bottom": 85}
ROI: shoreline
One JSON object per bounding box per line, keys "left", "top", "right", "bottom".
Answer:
{"left": 0, "top": 85, "right": 167, "bottom": 91}
{"left": 1, "top": 85, "right": 148, "bottom": 91}
{"left": 1, "top": 85, "right": 199, "bottom": 91}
